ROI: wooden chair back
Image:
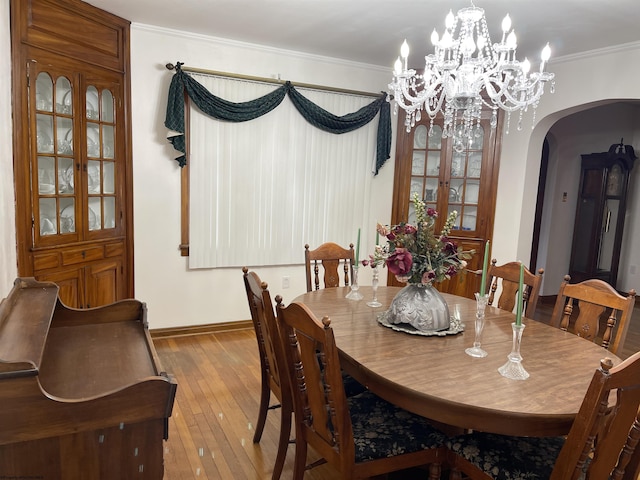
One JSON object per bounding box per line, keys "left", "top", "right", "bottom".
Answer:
{"left": 304, "top": 242, "right": 355, "bottom": 292}
{"left": 550, "top": 352, "right": 640, "bottom": 479}
{"left": 276, "top": 301, "right": 353, "bottom": 472}
{"left": 485, "top": 260, "right": 544, "bottom": 318}
{"left": 242, "top": 268, "right": 292, "bottom": 479}
{"left": 277, "top": 300, "right": 450, "bottom": 479}
{"left": 550, "top": 276, "right": 636, "bottom": 355}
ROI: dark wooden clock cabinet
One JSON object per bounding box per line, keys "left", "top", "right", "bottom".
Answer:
{"left": 568, "top": 141, "right": 636, "bottom": 287}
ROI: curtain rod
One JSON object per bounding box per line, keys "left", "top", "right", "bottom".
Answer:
{"left": 165, "top": 62, "right": 386, "bottom": 99}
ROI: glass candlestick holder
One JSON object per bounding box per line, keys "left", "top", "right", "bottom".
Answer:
{"left": 465, "top": 293, "right": 489, "bottom": 357}
{"left": 346, "top": 265, "right": 364, "bottom": 300}
{"left": 498, "top": 322, "right": 529, "bottom": 380}
{"left": 366, "top": 265, "right": 382, "bottom": 307}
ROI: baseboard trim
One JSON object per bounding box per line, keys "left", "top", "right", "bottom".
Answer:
{"left": 150, "top": 320, "right": 253, "bottom": 339}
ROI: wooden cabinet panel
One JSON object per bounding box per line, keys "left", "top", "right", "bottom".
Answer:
{"left": 15, "top": 0, "right": 128, "bottom": 71}
{"left": 11, "top": 0, "right": 133, "bottom": 307}
{"left": 389, "top": 110, "right": 502, "bottom": 299}
{"left": 86, "top": 259, "right": 122, "bottom": 308}
{"left": 37, "top": 268, "right": 83, "bottom": 308}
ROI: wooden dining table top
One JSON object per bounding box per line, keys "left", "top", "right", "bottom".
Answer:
{"left": 292, "top": 285, "right": 622, "bottom": 437}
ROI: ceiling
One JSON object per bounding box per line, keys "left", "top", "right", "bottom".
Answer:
{"left": 86, "top": 0, "right": 640, "bottom": 69}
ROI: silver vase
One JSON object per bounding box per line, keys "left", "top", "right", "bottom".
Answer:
{"left": 386, "top": 283, "right": 450, "bottom": 332}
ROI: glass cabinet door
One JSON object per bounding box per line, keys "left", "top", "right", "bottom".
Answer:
{"left": 85, "top": 85, "right": 118, "bottom": 232}
{"left": 31, "top": 66, "right": 123, "bottom": 245}
{"left": 34, "top": 70, "right": 79, "bottom": 242}
{"left": 404, "top": 118, "right": 492, "bottom": 236}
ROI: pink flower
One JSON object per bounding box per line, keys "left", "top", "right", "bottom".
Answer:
{"left": 421, "top": 270, "right": 436, "bottom": 284}
{"left": 426, "top": 208, "right": 438, "bottom": 217}
{"left": 386, "top": 248, "right": 413, "bottom": 276}
{"left": 403, "top": 224, "right": 417, "bottom": 235}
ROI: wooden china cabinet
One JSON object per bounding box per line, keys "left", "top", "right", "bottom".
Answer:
{"left": 389, "top": 109, "right": 503, "bottom": 299}
{"left": 11, "top": 0, "right": 134, "bottom": 308}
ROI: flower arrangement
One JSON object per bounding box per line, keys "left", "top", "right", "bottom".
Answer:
{"left": 365, "top": 192, "right": 474, "bottom": 285}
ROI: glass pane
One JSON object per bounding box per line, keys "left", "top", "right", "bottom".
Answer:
{"left": 425, "top": 178, "right": 438, "bottom": 203}
{"left": 103, "top": 161, "right": 115, "bottom": 194}
{"left": 606, "top": 164, "right": 623, "bottom": 196}
{"left": 102, "top": 124, "right": 114, "bottom": 159}
{"left": 427, "top": 124, "right": 443, "bottom": 149}
{"left": 88, "top": 160, "right": 101, "bottom": 194}
{"left": 468, "top": 152, "right": 482, "bottom": 178}
{"left": 88, "top": 197, "right": 101, "bottom": 230}
{"left": 55, "top": 77, "right": 72, "bottom": 115}
{"left": 60, "top": 198, "right": 75, "bottom": 233}
{"left": 426, "top": 152, "right": 441, "bottom": 175}
{"left": 36, "top": 73, "right": 53, "bottom": 112}
{"left": 408, "top": 203, "right": 416, "bottom": 224}
{"left": 411, "top": 152, "right": 425, "bottom": 175}
{"left": 104, "top": 197, "right": 115, "bottom": 229}
{"left": 39, "top": 198, "right": 57, "bottom": 235}
{"left": 573, "top": 199, "right": 595, "bottom": 271}
{"left": 56, "top": 117, "right": 73, "bottom": 155}
{"left": 87, "top": 123, "right": 100, "bottom": 157}
{"left": 58, "top": 158, "right": 74, "bottom": 194}
{"left": 463, "top": 180, "right": 480, "bottom": 205}
{"left": 102, "top": 89, "right": 114, "bottom": 123}
{"left": 86, "top": 85, "right": 99, "bottom": 120}
{"left": 448, "top": 205, "right": 461, "bottom": 229}
{"left": 413, "top": 124, "right": 427, "bottom": 149}
{"left": 410, "top": 177, "right": 424, "bottom": 200}
{"left": 470, "top": 124, "right": 485, "bottom": 149}
{"left": 461, "top": 207, "right": 477, "bottom": 231}
{"left": 36, "top": 114, "right": 54, "bottom": 153}
{"left": 598, "top": 199, "right": 619, "bottom": 271}
{"left": 451, "top": 152, "right": 466, "bottom": 177}
{"left": 38, "top": 156, "right": 55, "bottom": 194}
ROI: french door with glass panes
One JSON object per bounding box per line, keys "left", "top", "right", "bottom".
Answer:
{"left": 389, "top": 110, "right": 502, "bottom": 299}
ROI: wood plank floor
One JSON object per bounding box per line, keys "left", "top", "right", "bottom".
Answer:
{"left": 154, "top": 301, "right": 640, "bottom": 479}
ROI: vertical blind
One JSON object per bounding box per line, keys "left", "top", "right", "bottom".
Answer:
{"left": 188, "top": 74, "right": 377, "bottom": 269}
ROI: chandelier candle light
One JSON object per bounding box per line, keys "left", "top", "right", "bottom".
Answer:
{"left": 388, "top": 3, "right": 555, "bottom": 145}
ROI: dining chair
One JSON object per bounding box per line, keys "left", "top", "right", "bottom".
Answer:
{"left": 446, "top": 351, "right": 640, "bottom": 479}
{"left": 550, "top": 275, "right": 636, "bottom": 355}
{"left": 304, "top": 242, "right": 355, "bottom": 292}
{"left": 242, "top": 267, "right": 292, "bottom": 480}
{"left": 275, "top": 299, "right": 447, "bottom": 480}
{"left": 484, "top": 259, "right": 544, "bottom": 318}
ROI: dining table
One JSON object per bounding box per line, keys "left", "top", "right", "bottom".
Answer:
{"left": 292, "top": 285, "right": 622, "bottom": 437}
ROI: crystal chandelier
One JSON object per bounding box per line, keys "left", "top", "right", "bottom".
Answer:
{"left": 388, "top": 3, "right": 555, "bottom": 146}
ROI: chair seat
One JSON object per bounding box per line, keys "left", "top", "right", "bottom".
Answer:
{"left": 342, "top": 371, "right": 367, "bottom": 397}
{"left": 348, "top": 390, "right": 447, "bottom": 463}
{"left": 446, "top": 432, "right": 565, "bottom": 480}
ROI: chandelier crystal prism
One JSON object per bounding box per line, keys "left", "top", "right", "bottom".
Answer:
{"left": 388, "top": 3, "right": 555, "bottom": 145}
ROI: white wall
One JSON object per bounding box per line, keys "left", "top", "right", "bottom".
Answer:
{"left": 494, "top": 45, "right": 640, "bottom": 296}
{"left": 2, "top": 2, "right": 639, "bottom": 326}
{"left": 0, "top": 3, "right": 17, "bottom": 295}
{"left": 130, "top": 25, "right": 396, "bottom": 328}
{"left": 539, "top": 104, "right": 640, "bottom": 295}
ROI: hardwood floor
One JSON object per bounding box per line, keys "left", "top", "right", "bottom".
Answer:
{"left": 153, "top": 302, "right": 640, "bottom": 479}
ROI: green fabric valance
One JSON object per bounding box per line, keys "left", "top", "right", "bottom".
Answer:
{"left": 164, "top": 63, "right": 391, "bottom": 174}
